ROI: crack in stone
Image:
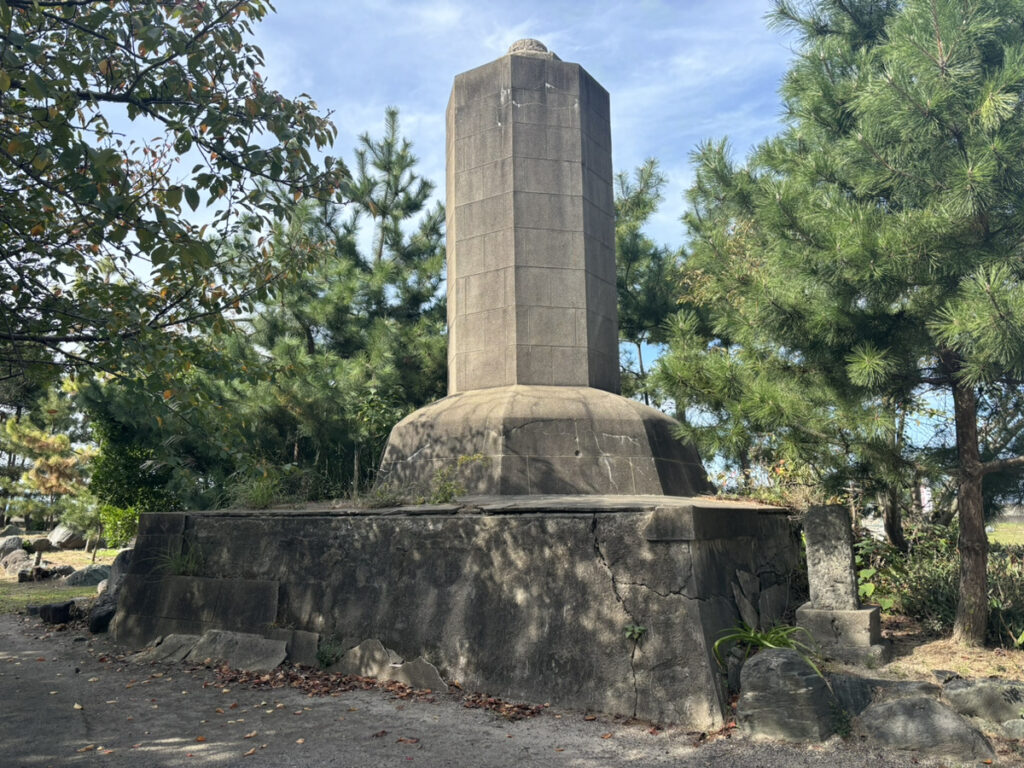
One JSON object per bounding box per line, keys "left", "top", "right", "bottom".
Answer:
{"left": 591, "top": 514, "right": 639, "bottom": 718}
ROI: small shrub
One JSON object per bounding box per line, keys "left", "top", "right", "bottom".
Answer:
{"left": 226, "top": 466, "right": 281, "bottom": 509}
{"left": 427, "top": 453, "right": 488, "bottom": 504}
{"left": 99, "top": 504, "right": 138, "bottom": 547}
{"left": 712, "top": 622, "right": 821, "bottom": 676}
{"left": 855, "top": 523, "right": 1024, "bottom": 646}
{"left": 316, "top": 637, "right": 347, "bottom": 669}
{"left": 157, "top": 544, "right": 204, "bottom": 576}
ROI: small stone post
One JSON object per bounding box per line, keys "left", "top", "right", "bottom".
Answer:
{"left": 796, "top": 506, "right": 891, "bottom": 664}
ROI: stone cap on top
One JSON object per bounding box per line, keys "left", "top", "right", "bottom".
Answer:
{"left": 507, "top": 38, "right": 561, "bottom": 59}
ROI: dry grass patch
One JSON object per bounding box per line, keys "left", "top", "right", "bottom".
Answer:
{"left": 0, "top": 547, "right": 119, "bottom": 616}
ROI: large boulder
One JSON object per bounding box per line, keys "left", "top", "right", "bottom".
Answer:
{"left": 943, "top": 678, "right": 1024, "bottom": 723}
{"left": 738, "top": 649, "right": 838, "bottom": 741}
{"left": 88, "top": 548, "right": 133, "bottom": 635}
{"left": 29, "top": 536, "right": 53, "bottom": 553}
{"left": 47, "top": 524, "right": 86, "bottom": 550}
{"left": 64, "top": 564, "right": 111, "bottom": 586}
{"left": 0, "top": 535, "right": 24, "bottom": 559}
{"left": 856, "top": 696, "right": 994, "bottom": 762}
{"left": 2, "top": 548, "right": 30, "bottom": 576}
{"left": 0, "top": 524, "right": 24, "bottom": 537}
{"left": 107, "top": 548, "right": 133, "bottom": 590}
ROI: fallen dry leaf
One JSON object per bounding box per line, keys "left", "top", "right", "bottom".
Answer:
{"left": 396, "top": 737, "right": 419, "bottom": 744}
{"left": 243, "top": 747, "right": 256, "bottom": 757}
{"left": 215, "top": 708, "right": 224, "bottom": 714}
{"left": 601, "top": 733, "right": 612, "bottom": 739}
{"left": 584, "top": 715, "right": 597, "bottom": 721}
{"left": 244, "top": 731, "right": 258, "bottom": 739}
{"left": 296, "top": 738, "right": 305, "bottom": 744}
{"left": 73, "top": 703, "right": 83, "bottom": 710}
{"left": 76, "top": 745, "right": 95, "bottom": 753}
{"left": 195, "top": 736, "right": 207, "bottom": 743}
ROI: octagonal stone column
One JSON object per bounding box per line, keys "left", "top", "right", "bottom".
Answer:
{"left": 446, "top": 39, "right": 619, "bottom": 395}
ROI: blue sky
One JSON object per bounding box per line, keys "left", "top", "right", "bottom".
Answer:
{"left": 251, "top": 0, "right": 796, "bottom": 246}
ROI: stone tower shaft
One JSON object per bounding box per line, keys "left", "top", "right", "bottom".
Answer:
{"left": 446, "top": 43, "right": 619, "bottom": 394}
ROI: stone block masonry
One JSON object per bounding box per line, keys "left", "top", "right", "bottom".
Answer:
{"left": 446, "top": 40, "right": 618, "bottom": 394}
{"left": 113, "top": 499, "right": 798, "bottom": 729}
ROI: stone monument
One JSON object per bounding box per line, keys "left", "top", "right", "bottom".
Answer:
{"left": 112, "top": 41, "right": 799, "bottom": 732}
{"left": 378, "top": 40, "right": 709, "bottom": 496}
{"left": 796, "top": 506, "right": 891, "bottom": 663}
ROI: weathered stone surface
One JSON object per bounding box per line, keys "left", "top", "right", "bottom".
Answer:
{"left": 327, "top": 639, "right": 402, "bottom": 678}
{"left": 803, "top": 506, "right": 859, "bottom": 610}
{"left": 185, "top": 630, "right": 287, "bottom": 673}
{"left": 2, "top": 548, "right": 30, "bottom": 575}
{"left": 795, "top": 603, "right": 890, "bottom": 664}
{"left": 446, "top": 44, "right": 617, "bottom": 394}
{"left": 115, "top": 500, "right": 797, "bottom": 730}
{"left": 857, "top": 696, "right": 994, "bottom": 761}
{"left": 48, "top": 524, "right": 86, "bottom": 550}
{"left": 37, "top": 601, "right": 74, "bottom": 625}
{"left": 1001, "top": 719, "right": 1024, "bottom": 739}
{"left": 0, "top": 534, "right": 23, "bottom": 559}
{"left": 64, "top": 564, "right": 111, "bottom": 586}
{"left": 378, "top": 385, "right": 709, "bottom": 496}
{"left": 29, "top": 536, "right": 53, "bottom": 553}
{"left": 738, "top": 649, "right": 838, "bottom": 742}
{"left": 391, "top": 658, "right": 446, "bottom": 691}
{"left": 88, "top": 599, "right": 117, "bottom": 634}
{"left": 265, "top": 628, "right": 320, "bottom": 667}
{"left": 113, "top": 573, "right": 278, "bottom": 648}
{"left": 943, "top": 678, "right": 1024, "bottom": 723}
{"left": 0, "top": 524, "right": 24, "bottom": 537}
{"left": 130, "top": 634, "right": 201, "bottom": 664}
{"left": 829, "top": 674, "right": 941, "bottom": 716}
{"left": 88, "top": 549, "right": 133, "bottom": 635}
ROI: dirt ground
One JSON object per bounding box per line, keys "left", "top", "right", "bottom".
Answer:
{"left": 0, "top": 612, "right": 1002, "bottom": 768}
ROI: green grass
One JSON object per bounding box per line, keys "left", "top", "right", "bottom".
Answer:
{"left": 990, "top": 520, "right": 1024, "bottom": 546}
{"left": 0, "top": 581, "right": 97, "bottom": 615}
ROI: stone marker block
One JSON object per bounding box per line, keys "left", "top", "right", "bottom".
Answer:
{"left": 796, "top": 602, "right": 891, "bottom": 664}
{"left": 803, "top": 505, "right": 859, "bottom": 610}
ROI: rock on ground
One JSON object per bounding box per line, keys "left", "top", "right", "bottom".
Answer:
{"left": 856, "top": 695, "right": 994, "bottom": 762}
{"left": 63, "top": 564, "right": 110, "bottom": 586}
{"left": 738, "top": 649, "right": 838, "bottom": 741}
{"left": 47, "top": 524, "right": 85, "bottom": 550}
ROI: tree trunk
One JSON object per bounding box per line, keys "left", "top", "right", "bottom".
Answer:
{"left": 881, "top": 486, "right": 908, "bottom": 553}
{"left": 951, "top": 378, "right": 988, "bottom": 646}
{"left": 635, "top": 341, "right": 649, "bottom": 406}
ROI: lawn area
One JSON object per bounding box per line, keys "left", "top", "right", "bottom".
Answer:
{"left": 0, "top": 547, "right": 120, "bottom": 616}
{"left": 990, "top": 518, "right": 1024, "bottom": 546}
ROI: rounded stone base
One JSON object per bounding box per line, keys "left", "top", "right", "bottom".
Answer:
{"left": 377, "top": 385, "right": 710, "bottom": 496}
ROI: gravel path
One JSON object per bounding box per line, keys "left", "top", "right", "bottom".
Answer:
{"left": 0, "top": 614, "right": 967, "bottom": 767}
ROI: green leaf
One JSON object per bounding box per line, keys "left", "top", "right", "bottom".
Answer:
{"left": 184, "top": 186, "right": 200, "bottom": 211}
{"left": 0, "top": 70, "right": 10, "bottom": 92}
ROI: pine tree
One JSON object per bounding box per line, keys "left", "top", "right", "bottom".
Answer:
{"left": 615, "top": 160, "right": 683, "bottom": 405}
{"left": 665, "top": 0, "right": 1024, "bottom": 644}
